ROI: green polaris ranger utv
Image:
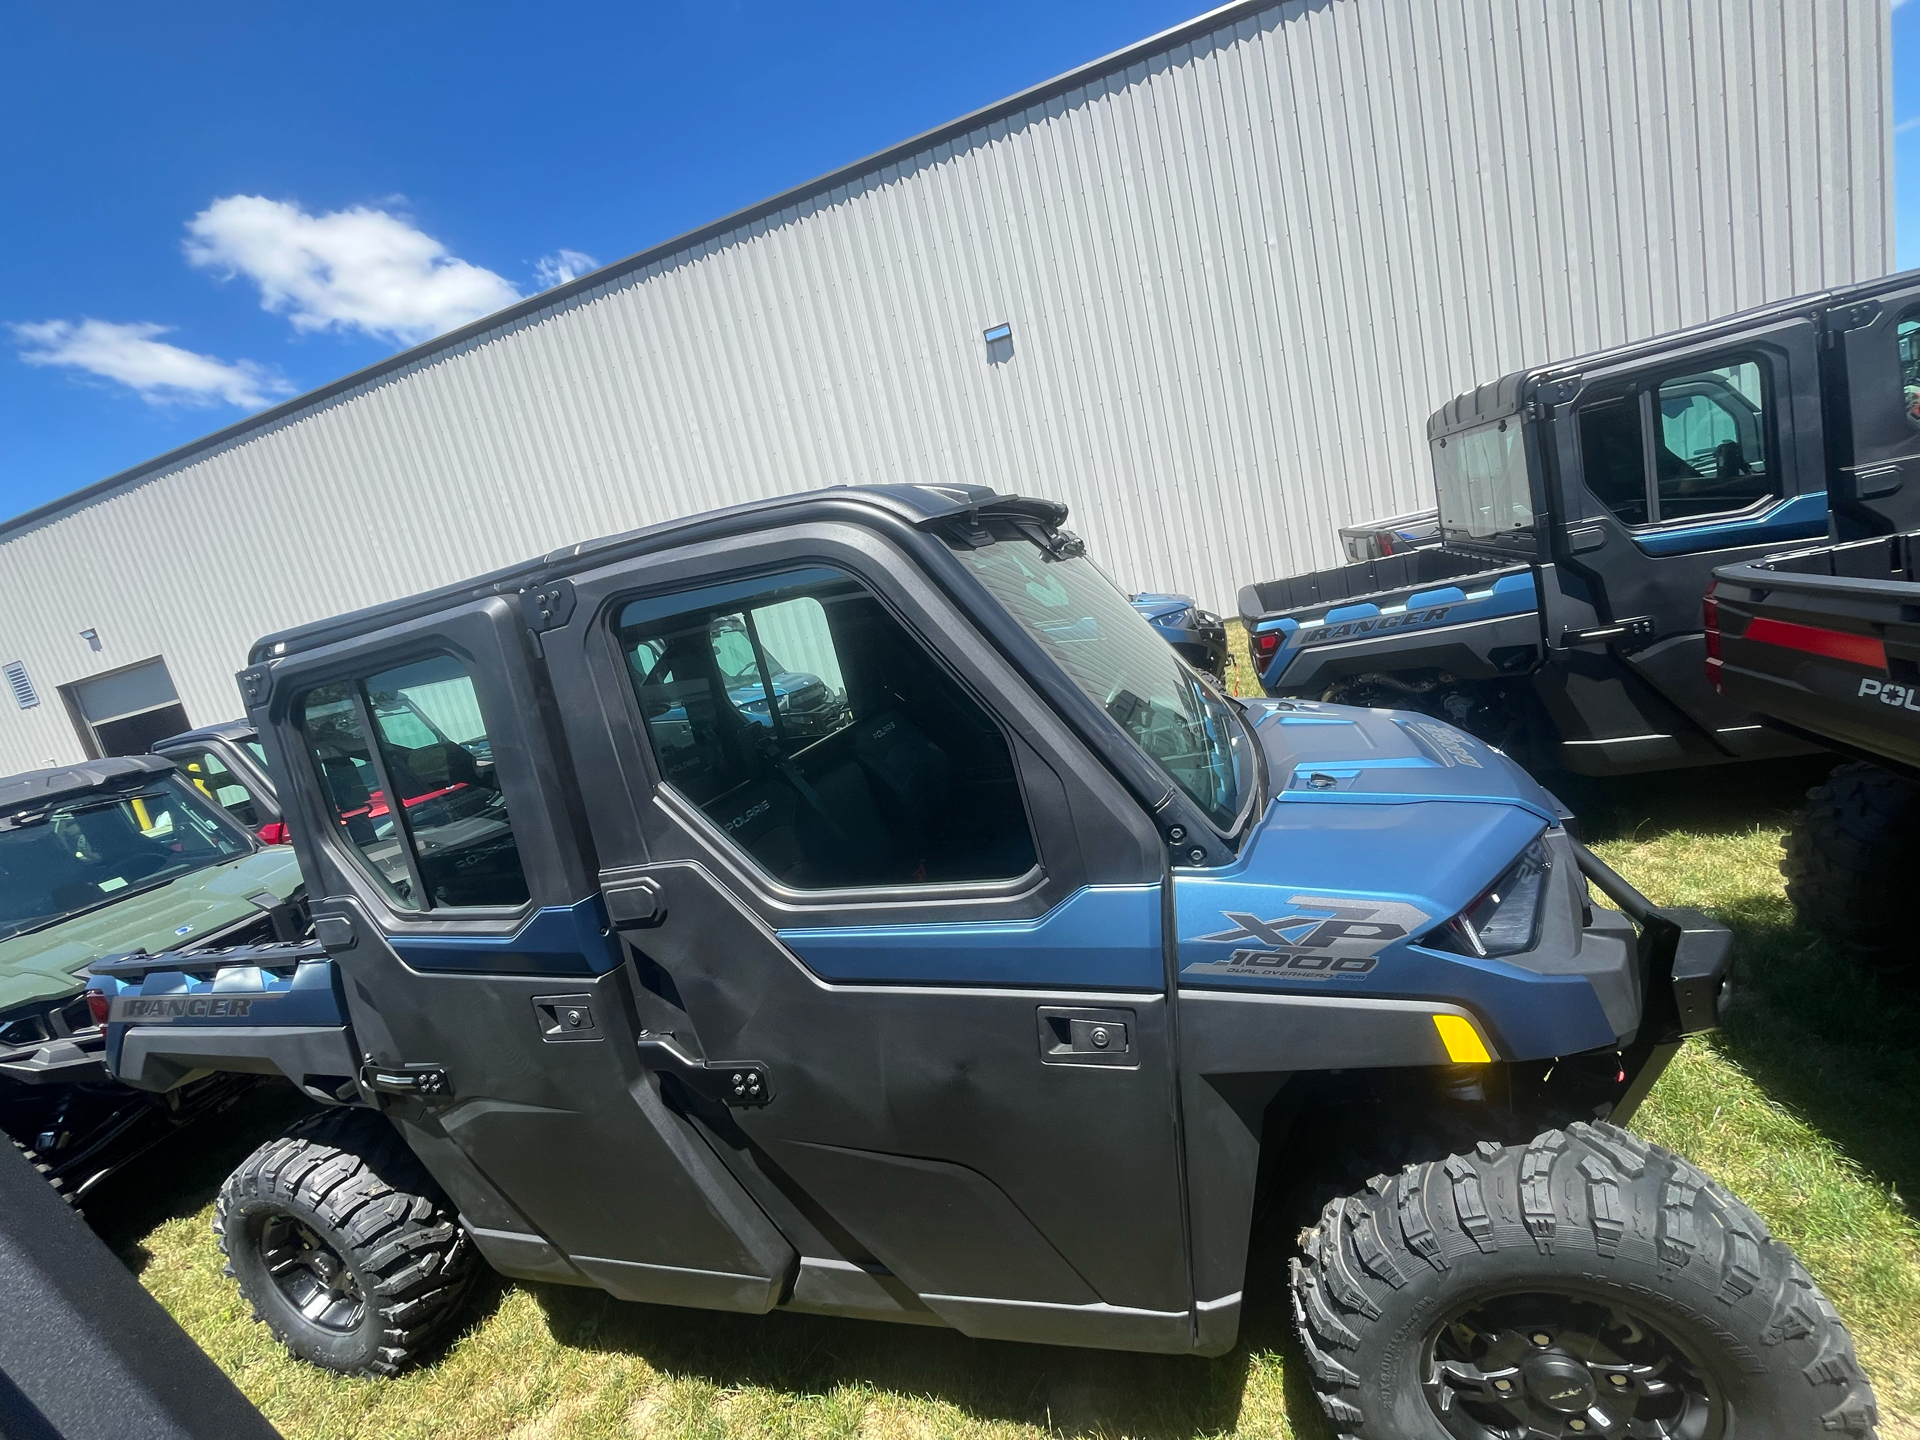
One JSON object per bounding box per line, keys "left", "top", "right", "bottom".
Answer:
{"left": 0, "top": 755, "right": 308, "bottom": 1197}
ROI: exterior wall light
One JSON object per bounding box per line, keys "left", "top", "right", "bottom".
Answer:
{"left": 983, "top": 322, "right": 1013, "bottom": 364}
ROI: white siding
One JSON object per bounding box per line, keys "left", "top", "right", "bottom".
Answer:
{"left": 0, "top": 0, "right": 1892, "bottom": 771}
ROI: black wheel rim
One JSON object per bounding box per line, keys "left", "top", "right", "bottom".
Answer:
{"left": 1422, "top": 1289, "right": 1725, "bottom": 1439}
{"left": 258, "top": 1213, "right": 366, "bottom": 1333}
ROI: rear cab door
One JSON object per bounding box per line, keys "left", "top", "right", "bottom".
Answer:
{"left": 539, "top": 510, "right": 1202, "bottom": 1351}
{"left": 1541, "top": 314, "right": 1827, "bottom": 763}
{"left": 249, "top": 594, "right": 799, "bottom": 1306}
{"left": 1830, "top": 281, "right": 1920, "bottom": 536}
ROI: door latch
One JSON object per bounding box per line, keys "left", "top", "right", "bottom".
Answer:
{"left": 1036, "top": 1006, "right": 1138, "bottom": 1068}
{"left": 360, "top": 1063, "right": 452, "bottom": 1099}
{"left": 1560, "top": 616, "right": 1654, "bottom": 647}
{"left": 635, "top": 1033, "right": 773, "bottom": 1107}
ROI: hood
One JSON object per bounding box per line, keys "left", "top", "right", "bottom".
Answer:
{"left": 0, "top": 847, "right": 303, "bottom": 1016}
{"left": 1173, "top": 700, "right": 1617, "bottom": 1058}
{"left": 1246, "top": 698, "right": 1557, "bottom": 815}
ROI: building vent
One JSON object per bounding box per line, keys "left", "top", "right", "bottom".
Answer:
{"left": 4, "top": 660, "right": 39, "bottom": 710}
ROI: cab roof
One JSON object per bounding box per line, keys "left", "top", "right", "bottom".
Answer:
{"left": 246, "top": 483, "right": 1067, "bottom": 665}
{"left": 151, "top": 719, "right": 257, "bottom": 751}
{"left": 0, "top": 755, "right": 176, "bottom": 815}
{"left": 1426, "top": 266, "right": 1920, "bottom": 441}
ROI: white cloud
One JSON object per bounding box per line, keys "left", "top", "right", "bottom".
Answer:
{"left": 534, "top": 248, "right": 600, "bottom": 289}
{"left": 11, "top": 319, "right": 292, "bottom": 409}
{"left": 184, "top": 195, "right": 522, "bottom": 347}
{"left": 1897, "top": 115, "right": 1920, "bottom": 137}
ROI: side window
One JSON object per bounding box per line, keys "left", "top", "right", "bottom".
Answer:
{"left": 298, "top": 656, "right": 529, "bottom": 911}
{"left": 1576, "top": 392, "right": 1649, "bottom": 525}
{"left": 618, "top": 567, "right": 1037, "bottom": 890}
{"left": 1575, "top": 357, "right": 1779, "bottom": 527}
{"left": 1654, "top": 362, "right": 1773, "bottom": 521}
{"left": 170, "top": 747, "right": 262, "bottom": 828}
{"left": 1899, "top": 311, "right": 1920, "bottom": 427}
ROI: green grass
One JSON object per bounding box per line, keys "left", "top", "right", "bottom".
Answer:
{"left": 81, "top": 639, "right": 1920, "bottom": 1437}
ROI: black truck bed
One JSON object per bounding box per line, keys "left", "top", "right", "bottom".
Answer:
{"left": 1237, "top": 547, "right": 1491, "bottom": 622}
{"left": 1710, "top": 531, "right": 1920, "bottom": 773}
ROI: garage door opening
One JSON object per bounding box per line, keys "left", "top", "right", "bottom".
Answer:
{"left": 61, "top": 659, "right": 190, "bottom": 757}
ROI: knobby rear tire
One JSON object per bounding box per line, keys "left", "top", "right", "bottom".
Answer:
{"left": 1290, "top": 1120, "right": 1879, "bottom": 1439}
{"left": 1781, "top": 761, "right": 1920, "bottom": 977}
{"left": 216, "top": 1107, "right": 478, "bottom": 1377}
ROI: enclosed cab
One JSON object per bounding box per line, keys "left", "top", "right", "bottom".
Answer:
{"left": 95, "top": 486, "right": 1874, "bottom": 1438}
{"left": 1239, "top": 269, "right": 1920, "bottom": 779}
{"left": 0, "top": 756, "right": 306, "bottom": 1196}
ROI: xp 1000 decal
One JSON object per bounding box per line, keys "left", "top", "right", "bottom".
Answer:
{"left": 1183, "top": 896, "right": 1429, "bottom": 979}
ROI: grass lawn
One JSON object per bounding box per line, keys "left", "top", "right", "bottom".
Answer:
{"left": 83, "top": 642, "right": 1920, "bottom": 1438}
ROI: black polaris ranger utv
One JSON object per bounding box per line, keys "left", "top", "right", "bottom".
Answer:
{"left": 94, "top": 486, "right": 1875, "bottom": 1437}
{"left": 1240, "top": 269, "right": 1920, "bottom": 780}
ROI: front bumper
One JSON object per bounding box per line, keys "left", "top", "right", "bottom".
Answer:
{"left": 1569, "top": 840, "right": 1733, "bottom": 1122}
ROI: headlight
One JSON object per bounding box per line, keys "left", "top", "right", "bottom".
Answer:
{"left": 1429, "top": 836, "right": 1551, "bottom": 958}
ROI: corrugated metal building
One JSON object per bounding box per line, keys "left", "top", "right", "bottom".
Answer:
{"left": 0, "top": 0, "right": 1893, "bottom": 770}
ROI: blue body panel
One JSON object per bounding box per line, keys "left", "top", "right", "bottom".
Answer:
{"left": 389, "top": 896, "right": 624, "bottom": 975}
{"left": 1130, "top": 591, "right": 1197, "bottom": 646}
{"left": 777, "top": 884, "right": 1163, "bottom": 989}
{"left": 1173, "top": 701, "right": 1618, "bottom": 1059}
{"left": 1631, "top": 491, "right": 1827, "bottom": 557}
{"left": 1258, "top": 570, "right": 1538, "bottom": 687}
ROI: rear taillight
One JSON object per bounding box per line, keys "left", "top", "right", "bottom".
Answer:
{"left": 257, "top": 821, "right": 290, "bottom": 845}
{"left": 85, "top": 990, "right": 110, "bottom": 1027}
{"left": 1252, "top": 630, "right": 1281, "bottom": 668}
{"left": 1702, "top": 581, "right": 1722, "bottom": 692}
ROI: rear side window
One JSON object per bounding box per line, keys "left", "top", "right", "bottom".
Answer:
{"left": 617, "top": 567, "right": 1036, "bottom": 890}
{"left": 1576, "top": 357, "right": 1779, "bottom": 527}
{"left": 298, "top": 656, "right": 528, "bottom": 910}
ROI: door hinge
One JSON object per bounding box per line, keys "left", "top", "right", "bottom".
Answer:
{"left": 636, "top": 1033, "right": 772, "bottom": 1107}
{"left": 1560, "top": 617, "right": 1655, "bottom": 647}
{"left": 522, "top": 578, "right": 577, "bottom": 633}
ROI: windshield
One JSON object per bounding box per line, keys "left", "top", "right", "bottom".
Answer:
{"left": 0, "top": 776, "right": 251, "bottom": 942}
{"left": 1435, "top": 417, "right": 1533, "bottom": 542}
{"left": 954, "top": 522, "right": 1254, "bottom": 832}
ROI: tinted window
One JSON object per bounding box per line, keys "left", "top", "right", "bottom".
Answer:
{"left": 619, "top": 568, "right": 1036, "bottom": 890}
{"left": 0, "top": 776, "right": 249, "bottom": 941}
{"left": 171, "top": 747, "right": 262, "bottom": 828}
{"left": 1576, "top": 358, "right": 1779, "bottom": 527}
{"left": 299, "top": 657, "right": 528, "bottom": 910}
{"left": 1655, "top": 362, "right": 1774, "bottom": 520}
{"left": 1899, "top": 311, "right": 1920, "bottom": 426}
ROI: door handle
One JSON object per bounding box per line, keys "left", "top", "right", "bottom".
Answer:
{"left": 1560, "top": 617, "right": 1654, "bottom": 647}
{"left": 1036, "top": 1006, "right": 1137, "bottom": 1067}
{"left": 635, "top": 1033, "right": 773, "bottom": 1106}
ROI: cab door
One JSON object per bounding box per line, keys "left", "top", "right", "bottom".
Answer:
{"left": 1544, "top": 316, "right": 1826, "bottom": 762}
{"left": 1830, "top": 284, "right": 1920, "bottom": 536}
{"left": 541, "top": 527, "right": 1197, "bottom": 1353}
{"left": 252, "top": 597, "right": 798, "bottom": 1310}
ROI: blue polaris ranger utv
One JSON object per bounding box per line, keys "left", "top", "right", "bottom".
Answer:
{"left": 92, "top": 486, "right": 1875, "bottom": 1437}
{"left": 1240, "top": 270, "right": 1920, "bottom": 780}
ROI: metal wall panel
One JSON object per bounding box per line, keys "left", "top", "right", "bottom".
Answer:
{"left": 0, "top": 0, "right": 1892, "bottom": 770}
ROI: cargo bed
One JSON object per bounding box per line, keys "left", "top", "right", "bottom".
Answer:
{"left": 1710, "top": 530, "right": 1920, "bottom": 774}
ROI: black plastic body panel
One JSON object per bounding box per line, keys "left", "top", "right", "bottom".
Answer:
{"left": 1714, "top": 532, "right": 1920, "bottom": 772}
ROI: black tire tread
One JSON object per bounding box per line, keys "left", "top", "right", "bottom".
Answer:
{"left": 215, "top": 1107, "right": 476, "bottom": 1377}
{"left": 1781, "top": 761, "right": 1920, "bottom": 975}
{"left": 1291, "top": 1120, "right": 1879, "bottom": 1439}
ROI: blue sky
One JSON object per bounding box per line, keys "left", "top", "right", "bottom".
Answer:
{"left": 2, "top": 1, "right": 1916, "bottom": 524}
